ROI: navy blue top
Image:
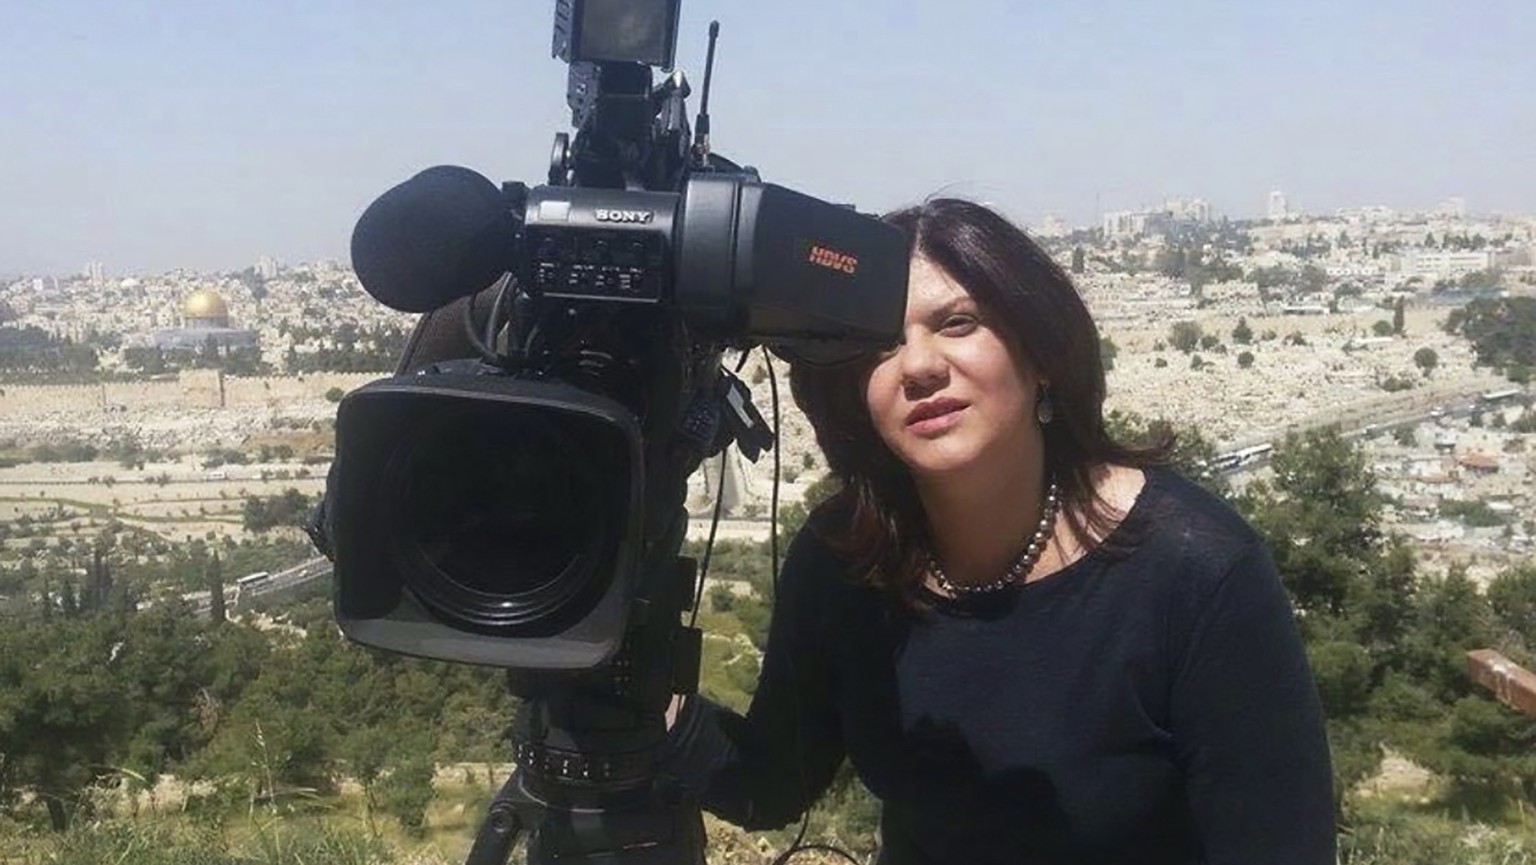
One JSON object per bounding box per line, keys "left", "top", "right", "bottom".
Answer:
{"left": 665, "top": 467, "right": 1335, "bottom": 864}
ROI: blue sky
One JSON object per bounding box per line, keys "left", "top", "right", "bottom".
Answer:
{"left": 2, "top": 0, "right": 1531, "bottom": 275}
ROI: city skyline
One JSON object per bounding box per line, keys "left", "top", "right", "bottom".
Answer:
{"left": 3, "top": 0, "right": 1532, "bottom": 275}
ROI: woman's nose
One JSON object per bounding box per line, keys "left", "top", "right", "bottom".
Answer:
{"left": 898, "top": 329, "right": 947, "bottom": 388}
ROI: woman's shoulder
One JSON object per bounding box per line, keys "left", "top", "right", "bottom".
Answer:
{"left": 1118, "top": 465, "right": 1267, "bottom": 590}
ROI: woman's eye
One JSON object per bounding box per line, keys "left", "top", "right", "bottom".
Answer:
{"left": 941, "top": 315, "right": 978, "bottom": 334}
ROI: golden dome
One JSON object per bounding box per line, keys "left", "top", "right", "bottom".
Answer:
{"left": 183, "top": 289, "right": 230, "bottom": 325}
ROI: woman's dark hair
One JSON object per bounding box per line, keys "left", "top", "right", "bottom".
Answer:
{"left": 789, "top": 197, "right": 1171, "bottom": 604}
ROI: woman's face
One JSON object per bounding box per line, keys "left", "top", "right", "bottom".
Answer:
{"left": 863, "top": 255, "right": 1043, "bottom": 480}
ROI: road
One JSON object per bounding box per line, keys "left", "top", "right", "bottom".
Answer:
{"left": 1219, "top": 381, "right": 1528, "bottom": 475}
{"left": 183, "top": 555, "right": 333, "bottom": 615}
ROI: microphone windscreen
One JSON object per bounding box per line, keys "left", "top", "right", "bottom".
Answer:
{"left": 350, "top": 165, "right": 516, "bottom": 313}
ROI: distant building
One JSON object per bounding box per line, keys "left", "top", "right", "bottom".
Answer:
{"left": 1164, "top": 198, "right": 1211, "bottom": 223}
{"left": 1267, "top": 190, "right": 1290, "bottom": 221}
{"left": 1406, "top": 250, "right": 1494, "bottom": 279}
{"left": 1102, "top": 210, "right": 1150, "bottom": 238}
{"left": 148, "top": 289, "right": 259, "bottom": 352}
{"left": 1435, "top": 197, "right": 1467, "bottom": 219}
{"left": 1101, "top": 199, "right": 1208, "bottom": 239}
{"left": 84, "top": 261, "right": 105, "bottom": 286}
{"left": 256, "top": 256, "right": 280, "bottom": 280}
{"left": 1338, "top": 205, "right": 1396, "bottom": 224}
{"left": 1457, "top": 452, "right": 1499, "bottom": 475}
{"left": 1033, "top": 215, "right": 1069, "bottom": 238}
{"left": 1325, "top": 263, "right": 1385, "bottom": 280}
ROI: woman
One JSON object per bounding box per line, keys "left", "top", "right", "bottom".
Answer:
{"left": 664, "top": 198, "right": 1334, "bottom": 864}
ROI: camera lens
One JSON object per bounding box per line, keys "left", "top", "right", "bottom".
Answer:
{"left": 383, "top": 403, "right": 621, "bottom": 633}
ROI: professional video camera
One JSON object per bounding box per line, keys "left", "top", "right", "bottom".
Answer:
{"left": 309, "top": 2, "right": 908, "bottom": 862}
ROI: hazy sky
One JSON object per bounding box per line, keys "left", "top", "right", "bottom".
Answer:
{"left": 3, "top": 0, "right": 1532, "bottom": 276}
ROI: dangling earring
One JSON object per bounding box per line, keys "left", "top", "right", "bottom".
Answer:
{"left": 1035, "top": 383, "right": 1054, "bottom": 426}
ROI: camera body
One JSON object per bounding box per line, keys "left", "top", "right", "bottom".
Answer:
{"left": 318, "top": 0, "right": 908, "bottom": 674}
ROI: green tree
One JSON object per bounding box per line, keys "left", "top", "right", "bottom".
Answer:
{"left": 1299, "top": 264, "right": 1329, "bottom": 293}
{"left": 115, "top": 602, "right": 226, "bottom": 786}
{"left": 1231, "top": 317, "right": 1253, "bottom": 345}
{"left": 1070, "top": 245, "right": 1085, "bottom": 275}
{"left": 339, "top": 724, "right": 397, "bottom": 829}
{"left": 1155, "top": 246, "right": 1187, "bottom": 278}
{"left": 208, "top": 551, "right": 227, "bottom": 624}
{"left": 1237, "top": 350, "right": 1255, "bottom": 369}
{"left": 1346, "top": 538, "right": 1419, "bottom": 676}
{"left": 774, "top": 473, "right": 845, "bottom": 553}
{"left": 380, "top": 748, "right": 436, "bottom": 837}
{"left": 242, "top": 488, "right": 317, "bottom": 533}
{"left": 1445, "top": 297, "right": 1536, "bottom": 374}
{"left": 1428, "top": 695, "right": 1536, "bottom": 802}
{"left": 0, "top": 617, "right": 131, "bottom": 830}
{"left": 1099, "top": 334, "right": 1119, "bottom": 372}
{"left": 1238, "top": 427, "right": 1381, "bottom": 615}
{"left": 191, "top": 630, "right": 344, "bottom": 798}
{"left": 1413, "top": 347, "right": 1439, "bottom": 377}
{"left": 1388, "top": 568, "right": 1536, "bottom": 804}
{"left": 1393, "top": 297, "right": 1406, "bottom": 335}
{"left": 1168, "top": 320, "right": 1204, "bottom": 353}
{"left": 1486, "top": 565, "right": 1536, "bottom": 650}
{"left": 1307, "top": 639, "right": 1374, "bottom": 718}
{"left": 1399, "top": 567, "right": 1496, "bottom": 705}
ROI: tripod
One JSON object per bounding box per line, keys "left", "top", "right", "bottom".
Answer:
{"left": 463, "top": 759, "right": 705, "bottom": 865}
{"left": 462, "top": 534, "right": 710, "bottom": 865}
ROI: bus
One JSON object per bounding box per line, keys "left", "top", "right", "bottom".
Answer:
{"left": 1212, "top": 443, "right": 1274, "bottom": 472}
{"left": 1479, "top": 388, "right": 1522, "bottom": 405}
{"left": 235, "top": 571, "right": 270, "bottom": 588}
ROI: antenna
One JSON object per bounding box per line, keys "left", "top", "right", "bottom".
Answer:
{"left": 692, "top": 20, "right": 721, "bottom": 164}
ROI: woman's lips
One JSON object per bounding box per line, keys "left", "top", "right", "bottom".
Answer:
{"left": 907, "top": 404, "right": 967, "bottom": 435}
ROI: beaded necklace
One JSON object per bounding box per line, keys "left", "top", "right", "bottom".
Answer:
{"left": 928, "top": 479, "right": 1061, "bottom": 596}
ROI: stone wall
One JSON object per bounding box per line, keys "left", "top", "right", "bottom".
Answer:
{"left": 0, "top": 371, "right": 380, "bottom": 418}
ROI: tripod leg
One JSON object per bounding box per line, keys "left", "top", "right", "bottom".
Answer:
{"left": 464, "top": 774, "right": 526, "bottom": 865}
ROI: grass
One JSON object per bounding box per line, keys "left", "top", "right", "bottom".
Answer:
{"left": 0, "top": 771, "right": 504, "bottom": 865}
{"left": 12, "top": 788, "right": 1536, "bottom": 865}
{"left": 1341, "top": 800, "right": 1536, "bottom": 864}
{"left": 3, "top": 817, "right": 392, "bottom": 865}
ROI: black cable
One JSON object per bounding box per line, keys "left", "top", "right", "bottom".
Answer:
{"left": 764, "top": 344, "right": 811, "bottom": 861}
{"left": 462, "top": 280, "right": 503, "bottom": 365}
{"left": 688, "top": 449, "right": 729, "bottom": 631}
{"left": 765, "top": 347, "right": 780, "bottom": 627}
{"left": 761, "top": 346, "right": 864, "bottom": 865}
{"left": 683, "top": 349, "right": 865, "bottom": 864}
{"left": 484, "top": 274, "right": 512, "bottom": 353}
{"left": 689, "top": 348, "right": 753, "bottom": 627}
